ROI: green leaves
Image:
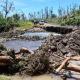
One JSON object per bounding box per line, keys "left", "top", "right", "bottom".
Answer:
{"left": 60, "top": 9, "right": 80, "bottom": 26}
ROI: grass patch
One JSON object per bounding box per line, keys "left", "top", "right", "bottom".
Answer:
{"left": 47, "top": 18, "right": 59, "bottom": 25}
{"left": 18, "top": 21, "right": 34, "bottom": 30}
{"left": 0, "top": 75, "right": 10, "bottom": 80}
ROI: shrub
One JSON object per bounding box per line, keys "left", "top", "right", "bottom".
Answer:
{"left": 0, "top": 44, "right": 7, "bottom": 51}
{"left": 19, "top": 53, "right": 49, "bottom": 75}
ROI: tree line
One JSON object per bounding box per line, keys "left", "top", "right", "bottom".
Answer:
{"left": 0, "top": 0, "right": 27, "bottom": 32}
{"left": 58, "top": 4, "right": 80, "bottom": 26}
{"left": 28, "top": 7, "right": 56, "bottom": 20}
{"left": 0, "top": 0, "right": 80, "bottom": 32}
{"left": 28, "top": 4, "right": 80, "bottom": 27}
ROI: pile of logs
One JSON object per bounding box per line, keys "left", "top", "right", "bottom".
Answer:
{"left": 0, "top": 47, "right": 31, "bottom": 66}
{"left": 56, "top": 56, "right": 80, "bottom": 73}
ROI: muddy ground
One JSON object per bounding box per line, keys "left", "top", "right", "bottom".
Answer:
{"left": 0, "top": 28, "right": 80, "bottom": 79}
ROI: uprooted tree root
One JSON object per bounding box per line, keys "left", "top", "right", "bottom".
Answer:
{"left": 19, "top": 53, "right": 50, "bottom": 75}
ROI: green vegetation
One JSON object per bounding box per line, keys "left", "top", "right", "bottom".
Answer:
{"left": 0, "top": 75, "right": 10, "bottom": 80}
{"left": 58, "top": 5, "right": 80, "bottom": 26}
{"left": 0, "top": 44, "right": 7, "bottom": 51}
{"left": 0, "top": 0, "right": 33, "bottom": 33}
{"left": 47, "top": 18, "right": 59, "bottom": 25}
{"left": 0, "top": 12, "right": 33, "bottom": 32}
{"left": 0, "top": 0, "right": 80, "bottom": 33}
{"left": 0, "top": 14, "right": 18, "bottom": 32}
{"left": 43, "top": 5, "right": 80, "bottom": 26}
{"left": 18, "top": 21, "right": 33, "bottom": 30}
{"left": 29, "top": 5, "right": 80, "bottom": 26}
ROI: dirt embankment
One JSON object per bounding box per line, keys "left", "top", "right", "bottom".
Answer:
{"left": 0, "top": 29, "right": 80, "bottom": 79}
{"left": 19, "top": 29, "right": 80, "bottom": 76}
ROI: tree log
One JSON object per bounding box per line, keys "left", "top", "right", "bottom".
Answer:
{"left": 56, "top": 57, "right": 71, "bottom": 72}
{"left": 20, "top": 47, "right": 31, "bottom": 53}
{"left": 70, "top": 56, "right": 80, "bottom": 60}
{"left": 66, "top": 64, "right": 80, "bottom": 73}
{"left": 0, "top": 55, "right": 22, "bottom": 66}
{"left": 56, "top": 56, "right": 80, "bottom": 72}
{"left": 0, "top": 55, "right": 22, "bottom": 63}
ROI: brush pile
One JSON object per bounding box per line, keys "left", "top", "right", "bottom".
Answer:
{"left": 0, "top": 29, "right": 80, "bottom": 76}
{"left": 20, "top": 29, "right": 80, "bottom": 75}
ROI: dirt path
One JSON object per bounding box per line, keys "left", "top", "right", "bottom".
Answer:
{"left": 10, "top": 74, "right": 62, "bottom": 80}
{"left": 43, "top": 23, "right": 60, "bottom": 27}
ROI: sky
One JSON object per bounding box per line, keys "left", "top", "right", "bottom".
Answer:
{"left": 0, "top": 0, "right": 80, "bottom": 16}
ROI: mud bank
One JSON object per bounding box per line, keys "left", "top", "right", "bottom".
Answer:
{"left": 0, "top": 28, "right": 80, "bottom": 79}
{"left": 19, "top": 29, "right": 80, "bottom": 79}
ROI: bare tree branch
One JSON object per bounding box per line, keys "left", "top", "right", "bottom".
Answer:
{"left": 1, "top": 0, "right": 14, "bottom": 18}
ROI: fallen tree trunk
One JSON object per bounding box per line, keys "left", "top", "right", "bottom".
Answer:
{"left": 0, "top": 55, "right": 21, "bottom": 60}
{"left": 67, "top": 64, "right": 80, "bottom": 73}
{"left": 70, "top": 56, "right": 80, "bottom": 60}
{"left": 56, "top": 57, "right": 70, "bottom": 72}
{"left": 0, "top": 55, "right": 22, "bottom": 66}
{"left": 56, "top": 56, "right": 80, "bottom": 73}
{"left": 0, "top": 56, "right": 10, "bottom": 60}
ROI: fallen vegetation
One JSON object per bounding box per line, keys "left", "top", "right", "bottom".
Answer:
{"left": 0, "top": 75, "right": 10, "bottom": 80}
{"left": 0, "top": 29, "right": 80, "bottom": 79}
{"left": 20, "top": 29, "right": 80, "bottom": 76}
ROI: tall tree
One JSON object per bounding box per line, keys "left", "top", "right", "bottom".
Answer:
{"left": 28, "top": 13, "right": 34, "bottom": 20}
{"left": 21, "top": 13, "right": 26, "bottom": 21}
{"left": 49, "top": 7, "right": 53, "bottom": 18}
{"left": 1, "top": 0, "right": 14, "bottom": 18}
{"left": 12, "top": 13, "right": 20, "bottom": 22}
{"left": 41, "top": 9, "right": 44, "bottom": 19}
{"left": 58, "top": 7, "right": 63, "bottom": 17}
{"left": 45, "top": 7, "right": 49, "bottom": 19}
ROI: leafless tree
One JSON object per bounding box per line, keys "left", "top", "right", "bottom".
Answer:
{"left": 45, "top": 7, "right": 49, "bottom": 19}
{"left": 1, "top": 0, "right": 14, "bottom": 18}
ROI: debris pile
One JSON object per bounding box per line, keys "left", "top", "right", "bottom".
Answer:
{"left": 20, "top": 29, "right": 80, "bottom": 75}
{"left": 0, "top": 47, "right": 31, "bottom": 74}
{"left": 19, "top": 53, "right": 49, "bottom": 75}
{"left": 0, "top": 29, "right": 80, "bottom": 76}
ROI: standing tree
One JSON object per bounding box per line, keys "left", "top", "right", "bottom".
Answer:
{"left": 21, "top": 13, "right": 26, "bottom": 21}
{"left": 1, "top": 0, "right": 14, "bottom": 18}
{"left": 33, "top": 12, "right": 36, "bottom": 19}
{"left": 12, "top": 13, "right": 20, "bottom": 22}
{"left": 37, "top": 11, "right": 41, "bottom": 19}
{"left": 28, "top": 13, "right": 34, "bottom": 20}
{"left": 41, "top": 9, "right": 44, "bottom": 19}
{"left": 58, "top": 7, "right": 63, "bottom": 23}
{"left": 45, "top": 7, "right": 49, "bottom": 19}
{"left": 58, "top": 8, "right": 63, "bottom": 17}
{"left": 49, "top": 7, "right": 53, "bottom": 19}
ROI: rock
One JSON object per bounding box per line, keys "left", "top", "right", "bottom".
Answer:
{"left": 20, "top": 48, "right": 31, "bottom": 54}
{"left": 50, "top": 46, "right": 57, "bottom": 52}
{"left": 27, "top": 28, "right": 45, "bottom": 32}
